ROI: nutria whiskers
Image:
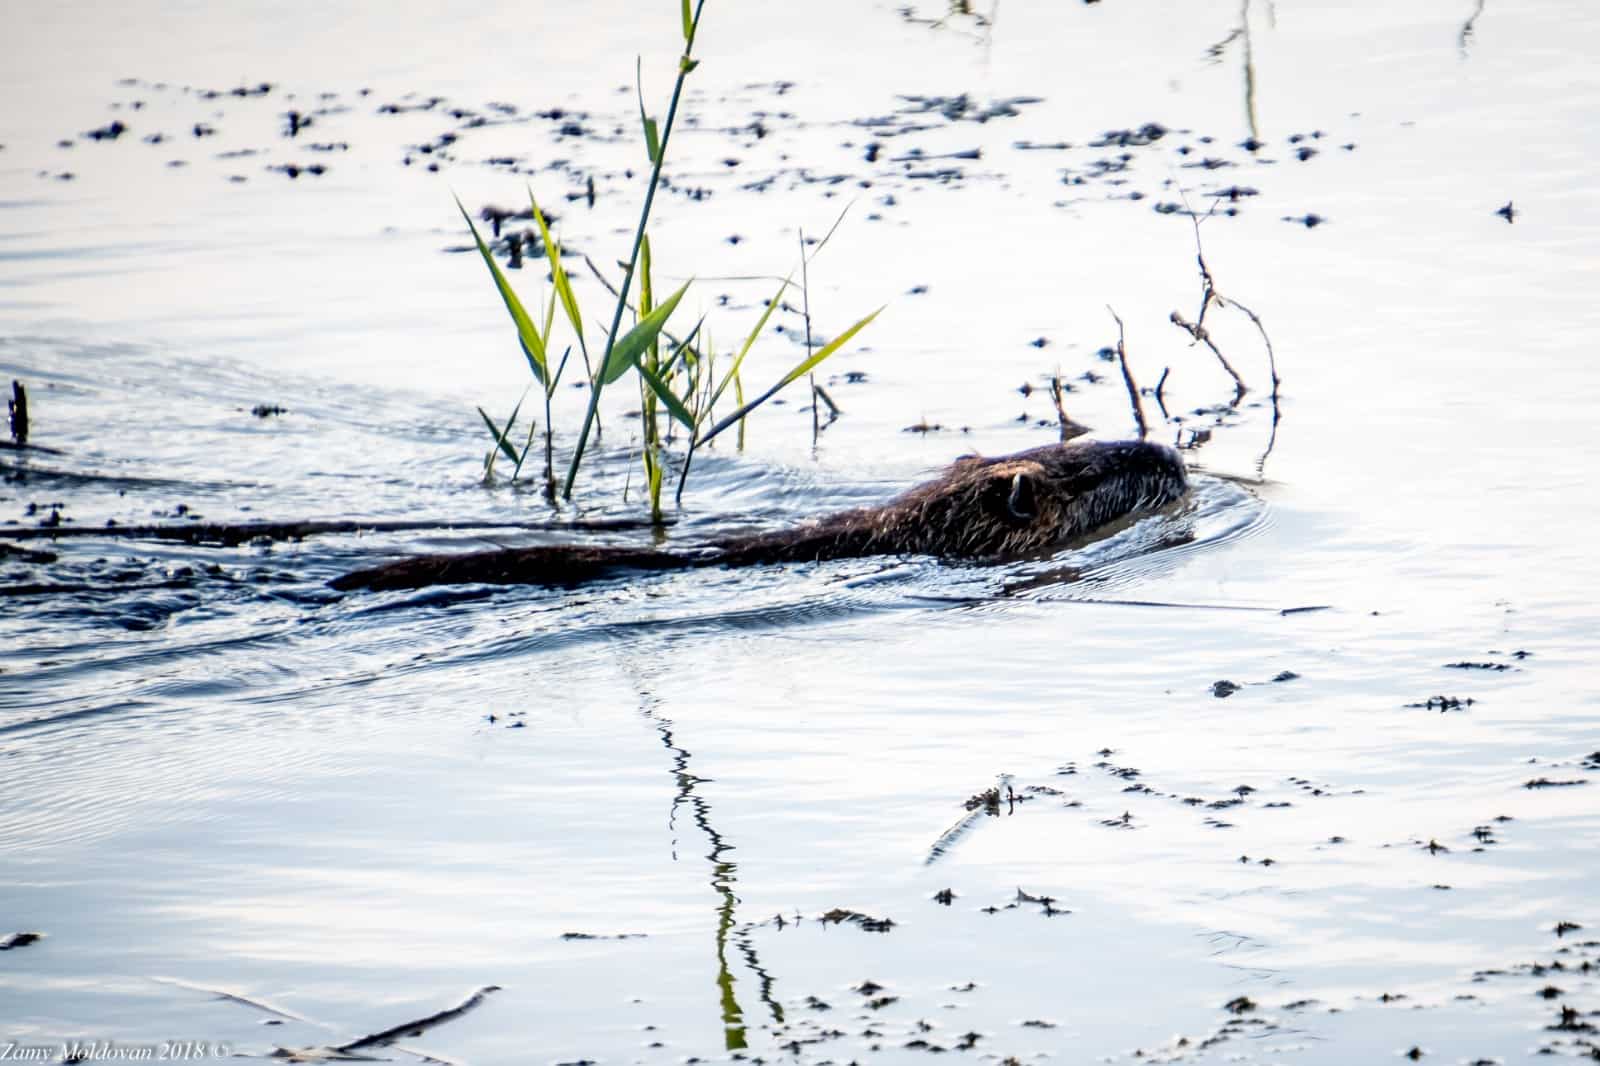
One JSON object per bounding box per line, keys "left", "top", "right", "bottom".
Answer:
{"left": 329, "top": 439, "right": 1188, "bottom": 592}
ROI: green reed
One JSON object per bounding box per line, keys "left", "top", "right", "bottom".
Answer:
{"left": 460, "top": 0, "right": 878, "bottom": 519}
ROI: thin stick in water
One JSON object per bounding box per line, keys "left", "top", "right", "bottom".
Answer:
{"left": 1106, "top": 306, "right": 1149, "bottom": 439}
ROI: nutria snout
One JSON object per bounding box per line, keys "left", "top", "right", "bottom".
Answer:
{"left": 330, "top": 439, "right": 1188, "bottom": 592}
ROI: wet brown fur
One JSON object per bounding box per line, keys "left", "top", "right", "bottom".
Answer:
{"left": 330, "top": 439, "right": 1188, "bottom": 592}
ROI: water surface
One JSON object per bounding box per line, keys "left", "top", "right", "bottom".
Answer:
{"left": 3, "top": 1, "right": 1599, "bottom": 1062}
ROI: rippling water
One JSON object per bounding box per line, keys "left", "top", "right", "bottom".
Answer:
{"left": 3, "top": 1, "right": 1599, "bottom": 1063}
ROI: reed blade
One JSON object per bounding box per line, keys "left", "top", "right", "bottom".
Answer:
{"left": 456, "top": 196, "right": 547, "bottom": 384}
{"left": 601, "top": 281, "right": 691, "bottom": 384}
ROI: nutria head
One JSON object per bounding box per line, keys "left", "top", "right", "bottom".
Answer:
{"left": 857, "top": 439, "right": 1189, "bottom": 559}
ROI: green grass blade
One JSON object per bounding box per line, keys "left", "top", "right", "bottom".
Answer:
{"left": 636, "top": 59, "right": 661, "bottom": 164}
{"left": 694, "top": 306, "right": 881, "bottom": 449}
{"left": 661, "top": 313, "right": 706, "bottom": 377}
{"left": 478, "top": 405, "right": 522, "bottom": 465}
{"left": 600, "top": 280, "right": 691, "bottom": 384}
{"left": 540, "top": 295, "right": 559, "bottom": 392}
{"left": 640, "top": 234, "right": 657, "bottom": 365}
{"left": 640, "top": 234, "right": 655, "bottom": 315}
{"left": 527, "top": 189, "right": 583, "bottom": 349}
{"left": 455, "top": 195, "right": 547, "bottom": 385}
{"left": 778, "top": 306, "right": 882, "bottom": 387}
{"left": 708, "top": 275, "right": 790, "bottom": 412}
{"left": 512, "top": 414, "right": 539, "bottom": 480}
{"left": 637, "top": 361, "right": 695, "bottom": 429}
{"left": 681, "top": 0, "right": 693, "bottom": 41}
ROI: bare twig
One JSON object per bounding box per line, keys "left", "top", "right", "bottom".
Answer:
{"left": 1047, "top": 373, "right": 1091, "bottom": 442}
{"left": 1168, "top": 202, "right": 1248, "bottom": 403}
{"left": 800, "top": 228, "right": 818, "bottom": 445}
{"left": 813, "top": 383, "right": 841, "bottom": 421}
{"left": 1106, "top": 306, "right": 1149, "bottom": 439}
{"left": 1214, "top": 292, "right": 1279, "bottom": 401}
{"left": 1169, "top": 310, "right": 1247, "bottom": 404}
{"left": 1166, "top": 189, "right": 1283, "bottom": 474}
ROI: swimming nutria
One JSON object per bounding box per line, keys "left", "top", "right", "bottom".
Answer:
{"left": 329, "top": 439, "right": 1188, "bottom": 592}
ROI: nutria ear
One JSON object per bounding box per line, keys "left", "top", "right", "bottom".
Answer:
{"left": 1006, "top": 472, "right": 1037, "bottom": 521}
{"left": 979, "top": 461, "right": 1045, "bottom": 524}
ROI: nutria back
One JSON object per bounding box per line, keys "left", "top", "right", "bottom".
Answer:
{"left": 330, "top": 439, "right": 1188, "bottom": 591}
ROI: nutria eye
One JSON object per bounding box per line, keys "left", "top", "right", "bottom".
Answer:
{"left": 1006, "top": 473, "right": 1037, "bottom": 521}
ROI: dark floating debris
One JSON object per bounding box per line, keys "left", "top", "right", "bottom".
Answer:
{"left": 269, "top": 163, "right": 326, "bottom": 179}
{"left": 1496, "top": 201, "right": 1516, "bottom": 223}
{"left": 895, "top": 93, "right": 1042, "bottom": 124}
{"left": 250, "top": 404, "right": 287, "bottom": 418}
{"left": 0, "top": 931, "right": 44, "bottom": 951}
{"left": 85, "top": 120, "right": 128, "bottom": 141}
{"left": 1283, "top": 213, "right": 1326, "bottom": 228}
{"left": 1406, "top": 695, "right": 1473, "bottom": 711}
{"left": 819, "top": 908, "right": 895, "bottom": 933}
{"left": 1211, "top": 679, "right": 1240, "bottom": 698}
{"left": 1210, "top": 184, "right": 1258, "bottom": 201}
{"left": 560, "top": 931, "right": 646, "bottom": 940}
{"left": 1012, "top": 887, "right": 1069, "bottom": 917}
{"left": 1090, "top": 123, "right": 1167, "bottom": 148}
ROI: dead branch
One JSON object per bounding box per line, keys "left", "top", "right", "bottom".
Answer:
{"left": 1161, "top": 198, "right": 1252, "bottom": 405}
{"left": 1048, "top": 374, "right": 1091, "bottom": 442}
{"left": 1106, "top": 306, "right": 1149, "bottom": 439}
